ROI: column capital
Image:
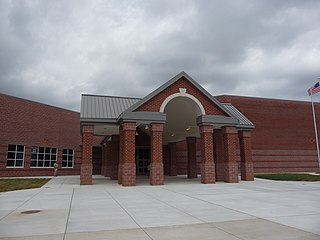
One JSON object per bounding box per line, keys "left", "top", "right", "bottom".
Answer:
{"left": 222, "top": 126, "right": 237, "bottom": 134}
{"left": 122, "top": 122, "right": 136, "bottom": 131}
{"left": 82, "top": 125, "right": 94, "bottom": 134}
{"left": 151, "top": 123, "right": 164, "bottom": 132}
{"left": 239, "top": 130, "right": 251, "bottom": 138}
{"left": 199, "top": 125, "right": 214, "bottom": 134}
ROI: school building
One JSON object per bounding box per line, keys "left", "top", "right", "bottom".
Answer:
{"left": 1, "top": 72, "right": 319, "bottom": 185}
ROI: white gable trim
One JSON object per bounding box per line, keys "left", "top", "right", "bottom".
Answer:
{"left": 159, "top": 89, "right": 206, "bottom": 115}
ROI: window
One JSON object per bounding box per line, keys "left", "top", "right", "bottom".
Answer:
{"left": 62, "top": 149, "right": 74, "bottom": 168}
{"left": 7, "top": 144, "right": 25, "bottom": 167}
{"left": 30, "top": 146, "right": 57, "bottom": 167}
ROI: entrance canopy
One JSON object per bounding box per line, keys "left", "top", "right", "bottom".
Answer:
{"left": 80, "top": 71, "right": 254, "bottom": 137}
{"left": 79, "top": 71, "right": 255, "bottom": 186}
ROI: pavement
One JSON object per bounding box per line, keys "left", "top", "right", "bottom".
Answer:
{"left": 0, "top": 175, "right": 319, "bottom": 240}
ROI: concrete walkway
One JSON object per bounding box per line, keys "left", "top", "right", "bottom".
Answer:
{"left": 0, "top": 175, "right": 319, "bottom": 240}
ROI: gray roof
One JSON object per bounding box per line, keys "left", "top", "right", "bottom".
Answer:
{"left": 123, "top": 71, "right": 233, "bottom": 117}
{"left": 222, "top": 103, "right": 254, "bottom": 129}
{"left": 80, "top": 95, "right": 141, "bottom": 122}
{"left": 80, "top": 94, "right": 254, "bottom": 129}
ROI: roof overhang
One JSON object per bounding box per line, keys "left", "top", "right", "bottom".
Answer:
{"left": 197, "top": 115, "right": 239, "bottom": 128}
{"left": 118, "top": 111, "right": 166, "bottom": 124}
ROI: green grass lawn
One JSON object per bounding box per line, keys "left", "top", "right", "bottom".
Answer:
{"left": 0, "top": 178, "right": 51, "bottom": 192}
{"left": 255, "top": 173, "right": 320, "bottom": 181}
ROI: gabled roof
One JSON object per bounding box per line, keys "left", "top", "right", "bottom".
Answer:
{"left": 80, "top": 94, "right": 140, "bottom": 123}
{"left": 123, "top": 71, "right": 233, "bottom": 116}
{"left": 80, "top": 93, "right": 254, "bottom": 129}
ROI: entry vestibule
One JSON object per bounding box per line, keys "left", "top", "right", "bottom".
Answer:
{"left": 79, "top": 71, "right": 255, "bottom": 186}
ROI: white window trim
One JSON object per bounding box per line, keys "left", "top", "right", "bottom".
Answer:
{"left": 6, "top": 144, "right": 25, "bottom": 168}
{"left": 30, "top": 146, "right": 58, "bottom": 168}
{"left": 62, "top": 149, "right": 74, "bottom": 168}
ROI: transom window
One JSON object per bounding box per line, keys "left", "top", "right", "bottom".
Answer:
{"left": 62, "top": 149, "right": 74, "bottom": 168}
{"left": 30, "top": 146, "right": 57, "bottom": 167}
{"left": 6, "top": 144, "right": 25, "bottom": 167}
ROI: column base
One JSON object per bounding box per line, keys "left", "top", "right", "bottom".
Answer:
{"left": 80, "top": 164, "right": 93, "bottom": 185}
{"left": 188, "top": 172, "right": 197, "bottom": 179}
{"left": 118, "top": 164, "right": 122, "bottom": 184}
{"left": 224, "top": 162, "right": 239, "bottom": 183}
{"left": 215, "top": 163, "right": 225, "bottom": 182}
{"left": 122, "top": 163, "right": 136, "bottom": 186}
{"left": 169, "top": 166, "right": 177, "bottom": 176}
{"left": 201, "top": 162, "right": 215, "bottom": 184}
{"left": 150, "top": 163, "right": 164, "bottom": 185}
{"left": 110, "top": 164, "right": 118, "bottom": 180}
{"left": 241, "top": 162, "right": 254, "bottom": 181}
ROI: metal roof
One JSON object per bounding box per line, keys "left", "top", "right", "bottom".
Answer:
{"left": 80, "top": 94, "right": 254, "bottom": 129}
{"left": 80, "top": 95, "right": 141, "bottom": 121}
{"left": 123, "top": 71, "right": 233, "bottom": 117}
{"left": 222, "top": 103, "right": 254, "bottom": 128}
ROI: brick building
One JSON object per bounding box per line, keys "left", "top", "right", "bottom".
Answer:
{"left": 79, "top": 72, "right": 319, "bottom": 186}
{"left": 1, "top": 71, "right": 319, "bottom": 184}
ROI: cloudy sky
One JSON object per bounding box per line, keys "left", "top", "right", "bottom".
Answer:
{"left": 1, "top": 0, "right": 320, "bottom": 111}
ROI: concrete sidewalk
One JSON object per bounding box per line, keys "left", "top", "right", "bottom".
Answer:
{"left": 0, "top": 176, "right": 319, "bottom": 240}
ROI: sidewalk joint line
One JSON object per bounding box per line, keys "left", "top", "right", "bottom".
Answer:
{"left": 63, "top": 188, "right": 74, "bottom": 240}
{"left": 0, "top": 187, "right": 45, "bottom": 221}
{"left": 105, "top": 189, "right": 154, "bottom": 240}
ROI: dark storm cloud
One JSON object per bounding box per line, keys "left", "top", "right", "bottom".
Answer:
{"left": 0, "top": 0, "right": 320, "bottom": 111}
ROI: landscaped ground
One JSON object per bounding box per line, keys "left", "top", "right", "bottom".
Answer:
{"left": 0, "top": 178, "right": 51, "bottom": 192}
{"left": 255, "top": 173, "right": 320, "bottom": 181}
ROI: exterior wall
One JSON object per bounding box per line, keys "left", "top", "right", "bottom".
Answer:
{"left": 0, "top": 94, "right": 82, "bottom": 177}
{"left": 136, "top": 77, "right": 227, "bottom": 116}
{"left": 2, "top": 91, "right": 319, "bottom": 178}
{"left": 216, "top": 95, "right": 320, "bottom": 173}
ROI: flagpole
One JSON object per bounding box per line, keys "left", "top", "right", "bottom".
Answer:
{"left": 310, "top": 93, "right": 320, "bottom": 169}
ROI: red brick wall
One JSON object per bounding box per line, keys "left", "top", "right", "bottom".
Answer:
{"left": 136, "top": 77, "right": 227, "bottom": 116}
{"left": 216, "top": 95, "right": 320, "bottom": 173}
{"left": 0, "top": 94, "right": 81, "bottom": 177}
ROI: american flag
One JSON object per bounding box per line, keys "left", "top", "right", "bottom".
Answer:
{"left": 308, "top": 82, "right": 320, "bottom": 96}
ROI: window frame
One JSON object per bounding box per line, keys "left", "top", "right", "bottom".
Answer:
{"left": 6, "top": 144, "right": 25, "bottom": 168}
{"left": 30, "top": 146, "right": 58, "bottom": 168}
{"left": 62, "top": 149, "right": 74, "bottom": 168}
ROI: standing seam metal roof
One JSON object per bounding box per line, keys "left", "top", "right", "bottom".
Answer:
{"left": 80, "top": 95, "right": 141, "bottom": 120}
{"left": 80, "top": 94, "right": 254, "bottom": 129}
{"left": 222, "top": 103, "right": 254, "bottom": 127}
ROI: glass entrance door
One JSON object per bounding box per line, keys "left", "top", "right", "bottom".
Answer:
{"left": 135, "top": 148, "right": 150, "bottom": 175}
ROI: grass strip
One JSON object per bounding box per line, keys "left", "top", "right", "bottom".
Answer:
{"left": 255, "top": 173, "right": 320, "bottom": 181}
{"left": 0, "top": 178, "right": 51, "bottom": 192}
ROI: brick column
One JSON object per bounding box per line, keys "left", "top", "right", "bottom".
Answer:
{"left": 118, "top": 125, "right": 123, "bottom": 184}
{"left": 104, "top": 141, "right": 112, "bottom": 177}
{"left": 187, "top": 137, "right": 197, "bottom": 178}
{"left": 199, "top": 125, "right": 215, "bottom": 184}
{"left": 214, "top": 129, "right": 225, "bottom": 182}
{"left": 80, "top": 125, "right": 94, "bottom": 185}
{"left": 150, "top": 123, "right": 164, "bottom": 185}
{"left": 110, "top": 135, "right": 119, "bottom": 180}
{"left": 169, "top": 142, "right": 177, "bottom": 176}
{"left": 239, "top": 131, "right": 254, "bottom": 181}
{"left": 121, "top": 122, "right": 136, "bottom": 186}
{"left": 222, "top": 127, "right": 239, "bottom": 183}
